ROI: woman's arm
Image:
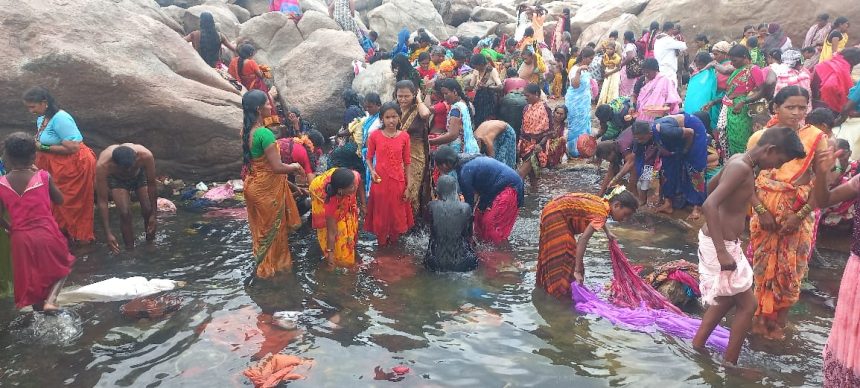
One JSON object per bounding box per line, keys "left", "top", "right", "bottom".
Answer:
{"left": 571, "top": 66, "right": 585, "bottom": 88}
{"left": 429, "top": 114, "right": 462, "bottom": 145}
{"left": 264, "top": 142, "right": 302, "bottom": 174}
{"left": 221, "top": 34, "right": 237, "bottom": 54}
{"left": 38, "top": 140, "right": 81, "bottom": 155}
{"left": 598, "top": 163, "right": 619, "bottom": 196}
{"left": 324, "top": 215, "right": 337, "bottom": 263}
{"left": 573, "top": 224, "right": 596, "bottom": 284}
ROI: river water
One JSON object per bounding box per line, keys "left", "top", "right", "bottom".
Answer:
{"left": 0, "top": 165, "right": 845, "bottom": 387}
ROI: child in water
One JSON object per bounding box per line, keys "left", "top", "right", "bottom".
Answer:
{"left": 0, "top": 133, "right": 76, "bottom": 311}
{"left": 692, "top": 127, "right": 806, "bottom": 365}
{"left": 364, "top": 101, "right": 414, "bottom": 246}
{"left": 425, "top": 175, "right": 477, "bottom": 271}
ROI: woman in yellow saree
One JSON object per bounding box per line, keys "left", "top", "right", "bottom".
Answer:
{"left": 746, "top": 86, "right": 827, "bottom": 340}
{"left": 241, "top": 90, "right": 305, "bottom": 279}
{"left": 310, "top": 168, "right": 364, "bottom": 267}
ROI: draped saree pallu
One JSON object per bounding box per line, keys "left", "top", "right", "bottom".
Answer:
{"left": 717, "top": 65, "right": 762, "bottom": 157}
{"left": 310, "top": 169, "right": 360, "bottom": 267}
{"left": 535, "top": 193, "right": 610, "bottom": 299}
{"left": 748, "top": 125, "right": 824, "bottom": 336}
{"left": 36, "top": 145, "right": 96, "bottom": 242}
{"left": 244, "top": 146, "right": 302, "bottom": 278}
{"left": 402, "top": 106, "right": 432, "bottom": 221}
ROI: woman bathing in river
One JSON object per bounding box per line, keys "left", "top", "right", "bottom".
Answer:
{"left": 425, "top": 175, "right": 477, "bottom": 272}
{"left": 310, "top": 168, "right": 364, "bottom": 267}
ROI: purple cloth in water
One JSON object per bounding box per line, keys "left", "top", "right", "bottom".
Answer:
{"left": 571, "top": 282, "right": 730, "bottom": 352}
{"left": 667, "top": 270, "right": 701, "bottom": 296}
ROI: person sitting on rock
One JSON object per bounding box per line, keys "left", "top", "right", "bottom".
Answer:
{"left": 183, "top": 12, "right": 237, "bottom": 68}
{"left": 95, "top": 144, "right": 158, "bottom": 253}
{"left": 425, "top": 175, "right": 477, "bottom": 272}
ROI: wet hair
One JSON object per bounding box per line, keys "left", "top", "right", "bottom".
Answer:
{"left": 237, "top": 43, "right": 255, "bottom": 79}
{"left": 198, "top": 12, "right": 221, "bottom": 67}
{"left": 241, "top": 90, "right": 269, "bottom": 167}
{"left": 432, "top": 145, "right": 458, "bottom": 167}
{"left": 364, "top": 92, "right": 381, "bottom": 107}
{"left": 3, "top": 132, "right": 36, "bottom": 164}
{"left": 623, "top": 30, "right": 635, "bottom": 44}
{"left": 506, "top": 68, "right": 518, "bottom": 78}
{"left": 369, "top": 30, "right": 378, "bottom": 40}
{"left": 22, "top": 86, "right": 60, "bottom": 118}
{"left": 662, "top": 21, "right": 675, "bottom": 32}
{"left": 436, "top": 175, "right": 459, "bottom": 201}
{"left": 524, "top": 83, "right": 541, "bottom": 96}
{"left": 746, "top": 36, "right": 759, "bottom": 48}
{"left": 692, "top": 111, "right": 712, "bottom": 132}
{"left": 694, "top": 52, "right": 712, "bottom": 67}
{"left": 772, "top": 85, "right": 810, "bottom": 109}
{"left": 435, "top": 78, "right": 472, "bottom": 115}
{"left": 379, "top": 101, "right": 401, "bottom": 118}
{"left": 608, "top": 190, "right": 639, "bottom": 210}
{"left": 728, "top": 44, "right": 751, "bottom": 60}
{"left": 835, "top": 138, "right": 851, "bottom": 151}
{"left": 806, "top": 107, "right": 836, "bottom": 129}
{"left": 609, "top": 30, "right": 619, "bottom": 39}
{"left": 802, "top": 46, "right": 817, "bottom": 54}
{"left": 417, "top": 51, "right": 431, "bottom": 62}
{"left": 632, "top": 120, "right": 651, "bottom": 135}
{"left": 695, "top": 33, "right": 709, "bottom": 44}
{"left": 843, "top": 48, "right": 860, "bottom": 66}
{"left": 524, "top": 27, "right": 534, "bottom": 37}
{"left": 111, "top": 146, "right": 136, "bottom": 168}
{"left": 325, "top": 168, "right": 356, "bottom": 202}
{"left": 470, "top": 53, "right": 488, "bottom": 67}
{"left": 756, "top": 126, "right": 806, "bottom": 160}
{"left": 342, "top": 88, "right": 361, "bottom": 108}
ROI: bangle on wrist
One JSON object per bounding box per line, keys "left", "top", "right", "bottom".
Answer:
{"left": 39, "top": 144, "right": 51, "bottom": 152}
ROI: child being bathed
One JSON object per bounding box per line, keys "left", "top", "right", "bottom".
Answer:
{"left": 425, "top": 175, "right": 477, "bottom": 272}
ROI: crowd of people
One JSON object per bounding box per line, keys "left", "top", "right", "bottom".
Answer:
{"left": 1, "top": 4, "right": 860, "bottom": 384}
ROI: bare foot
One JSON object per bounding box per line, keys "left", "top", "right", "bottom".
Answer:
{"left": 688, "top": 207, "right": 703, "bottom": 221}
{"left": 655, "top": 201, "right": 674, "bottom": 215}
{"left": 42, "top": 302, "right": 60, "bottom": 313}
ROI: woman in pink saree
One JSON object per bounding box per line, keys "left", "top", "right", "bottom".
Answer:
{"left": 634, "top": 58, "right": 681, "bottom": 123}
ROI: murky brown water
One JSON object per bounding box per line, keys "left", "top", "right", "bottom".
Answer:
{"left": 0, "top": 165, "right": 846, "bottom": 387}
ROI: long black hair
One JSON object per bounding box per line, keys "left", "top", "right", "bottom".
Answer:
{"left": 241, "top": 90, "right": 268, "bottom": 167}
{"left": 22, "top": 86, "right": 60, "bottom": 118}
{"left": 646, "top": 21, "right": 660, "bottom": 51}
{"left": 435, "top": 78, "right": 472, "bottom": 116}
{"left": 198, "top": 12, "right": 221, "bottom": 67}
{"left": 237, "top": 44, "right": 255, "bottom": 78}
{"left": 325, "top": 168, "right": 355, "bottom": 202}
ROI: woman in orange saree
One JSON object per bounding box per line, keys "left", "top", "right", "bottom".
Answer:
{"left": 241, "top": 91, "right": 305, "bottom": 279}
{"left": 309, "top": 168, "right": 364, "bottom": 267}
{"left": 746, "top": 86, "right": 827, "bottom": 340}
{"left": 22, "top": 87, "right": 96, "bottom": 244}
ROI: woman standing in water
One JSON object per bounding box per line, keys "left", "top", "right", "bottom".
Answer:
{"left": 746, "top": 86, "right": 827, "bottom": 340}
{"left": 0, "top": 133, "right": 75, "bottom": 312}
{"left": 395, "top": 81, "right": 432, "bottom": 221}
{"left": 812, "top": 144, "right": 860, "bottom": 387}
{"left": 22, "top": 87, "right": 97, "bottom": 244}
{"left": 184, "top": 12, "right": 237, "bottom": 67}
{"left": 429, "top": 78, "right": 479, "bottom": 154}
{"left": 241, "top": 90, "right": 305, "bottom": 279}
{"left": 425, "top": 175, "right": 477, "bottom": 272}
{"left": 565, "top": 47, "right": 595, "bottom": 158}
{"left": 535, "top": 187, "right": 639, "bottom": 299}
{"left": 310, "top": 168, "right": 364, "bottom": 267}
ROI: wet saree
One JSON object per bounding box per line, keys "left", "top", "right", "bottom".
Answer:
{"left": 747, "top": 124, "right": 824, "bottom": 336}
{"left": 310, "top": 169, "right": 360, "bottom": 267}
{"left": 35, "top": 144, "right": 96, "bottom": 242}
{"left": 244, "top": 149, "right": 302, "bottom": 278}
{"left": 493, "top": 124, "right": 518, "bottom": 169}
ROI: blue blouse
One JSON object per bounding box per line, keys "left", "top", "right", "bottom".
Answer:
{"left": 37, "top": 110, "right": 83, "bottom": 146}
{"left": 457, "top": 156, "right": 524, "bottom": 210}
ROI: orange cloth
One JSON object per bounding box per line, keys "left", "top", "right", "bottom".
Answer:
{"left": 747, "top": 124, "right": 825, "bottom": 334}
{"left": 35, "top": 144, "right": 96, "bottom": 242}
{"left": 310, "top": 168, "right": 360, "bottom": 266}
{"left": 243, "top": 146, "right": 301, "bottom": 278}
{"left": 228, "top": 57, "right": 263, "bottom": 91}
{"left": 243, "top": 354, "right": 306, "bottom": 388}
{"left": 536, "top": 193, "right": 610, "bottom": 298}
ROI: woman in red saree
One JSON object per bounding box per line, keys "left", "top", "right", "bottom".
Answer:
{"left": 229, "top": 44, "right": 280, "bottom": 126}
{"left": 22, "top": 87, "right": 96, "bottom": 244}
{"left": 746, "top": 86, "right": 827, "bottom": 340}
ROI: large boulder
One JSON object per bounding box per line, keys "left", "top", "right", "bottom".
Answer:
{"left": 355, "top": 0, "right": 383, "bottom": 12}
{"left": 576, "top": 13, "right": 640, "bottom": 47}
{"left": 183, "top": 2, "right": 242, "bottom": 38}
{"left": 155, "top": 0, "right": 206, "bottom": 6}
{"left": 300, "top": 0, "right": 329, "bottom": 14}
{"left": 540, "top": 1, "right": 581, "bottom": 17}
{"left": 114, "top": 0, "right": 185, "bottom": 32}
{"left": 456, "top": 21, "right": 499, "bottom": 39}
{"left": 226, "top": 3, "right": 251, "bottom": 22}
{"left": 569, "top": 0, "right": 648, "bottom": 31}
{"left": 368, "top": 0, "right": 449, "bottom": 48}
{"left": 1, "top": 0, "right": 244, "bottom": 180}
{"left": 297, "top": 10, "right": 341, "bottom": 34}
{"left": 237, "top": 12, "right": 304, "bottom": 66}
{"left": 274, "top": 29, "right": 366, "bottom": 136}
{"left": 352, "top": 60, "right": 395, "bottom": 104}
{"left": 470, "top": 7, "right": 515, "bottom": 24}
{"left": 231, "top": 0, "right": 269, "bottom": 16}
{"left": 638, "top": 0, "right": 860, "bottom": 47}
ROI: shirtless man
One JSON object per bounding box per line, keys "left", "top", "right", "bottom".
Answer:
{"left": 95, "top": 144, "right": 158, "bottom": 253}
{"left": 474, "top": 120, "right": 517, "bottom": 169}
{"left": 692, "top": 127, "right": 806, "bottom": 365}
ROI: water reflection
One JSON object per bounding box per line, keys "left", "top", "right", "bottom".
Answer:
{"left": 0, "top": 166, "right": 841, "bottom": 387}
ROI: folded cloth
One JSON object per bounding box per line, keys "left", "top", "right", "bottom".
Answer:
{"left": 697, "top": 229, "right": 753, "bottom": 305}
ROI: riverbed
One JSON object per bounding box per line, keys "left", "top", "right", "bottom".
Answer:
{"left": 0, "top": 165, "right": 845, "bottom": 387}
